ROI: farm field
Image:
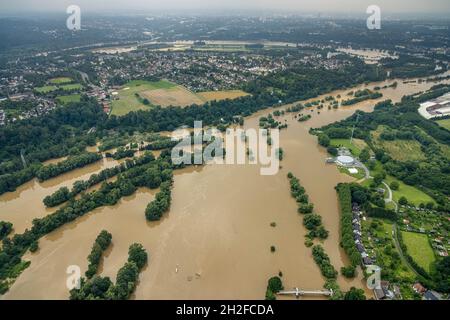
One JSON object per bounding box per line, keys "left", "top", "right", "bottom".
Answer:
{"left": 56, "top": 94, "right": 81, "bottom": 105}
{"left": 197, "top": 89, "right": 250, "bottom": 102}
{"left": 385, "top": 175, "right": 435, "bottom": 206}
{"left": 142, "top": 85, "right": 204, "bottom": 107}
{"left": 401, "top": 231, "right": 435, "bottom": 273}
{"left": 111, "top": 80, "right": 249, "bottom": 116}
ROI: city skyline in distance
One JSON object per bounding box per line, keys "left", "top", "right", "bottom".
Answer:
{"left": 1, "top": 0, "right": 450, "bottom": 17}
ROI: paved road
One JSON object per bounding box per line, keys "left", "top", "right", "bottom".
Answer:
{"left": 356, "top": 160, "right": 371, "bottom": 180}
{"left": 382, "top": 181, "right": 398, "bottom": 212}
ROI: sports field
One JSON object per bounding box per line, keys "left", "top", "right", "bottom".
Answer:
{"left": 35, "top": 81, "right": 82, "bottom": 94}
{"left": 49, "top": 77, "right": 73, "bottom": 84}
{"left": 35, "top": 85, "right": 58, "bottom": 93}
{"left": 60, "top": 84, "right": 83, "bottom": 91}
{"left": 401, "top": 231, "right": 435, "bottom": 273}
{"left": 197, "top": 90, "right": 249, "bottom": 102}
{"left": 56, "top": 94, "right": 81, "bottom": 105}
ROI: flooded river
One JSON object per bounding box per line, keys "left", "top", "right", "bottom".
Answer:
{"left": 1, "top": 74, "right": 449, "bottom": 300}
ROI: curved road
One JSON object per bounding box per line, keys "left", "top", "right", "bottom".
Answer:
{"left": 355, "top": 159, "right": 416, "bottom": 276}
{"left": 382, "top": 181, "right": 398, "bottom": 212}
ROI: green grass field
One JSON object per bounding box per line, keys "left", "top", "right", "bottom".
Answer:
{"left": 371, "top": 126, "right": 426, "bottom": 161}
{"left": 35, "top": 85, "right": 58, "bottom": 93}
{"left": 338, "top": 166, "right": 366, "bottom": 180}
{"left": 60, "top": 83, "right": 83, "bottom": 91}
{"left": 436, "top": 118, "right": 450, "bottom": 131}
{"left": 49, "top": 77, "right": 73, "bottom": 84}
{"left": 385, "top": 175, "right": 435, "bottom": 206}
{"left": 56, "top": 94, "right": 81, "bottom": 105}
{"left": 401, "top": 231, "right": 435, "bottom": 273}
{"left": 330, "top": 138, "right": 366, "bottom": 156}
{"left": 111, "top": 80, "right": 176, "bottom": 116}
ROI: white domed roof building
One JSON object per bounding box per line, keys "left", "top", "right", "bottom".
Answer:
{"left": 336, "top": 155, "right": 355, "bottom": 166}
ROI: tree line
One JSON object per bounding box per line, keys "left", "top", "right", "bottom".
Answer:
{"left": 36, "top": 152, "right": 102, "bottom": 182}
{"left": 145, "top": 180, "right": 173, "bottom": 221}
{"left": 0, "top": 221, "right": 12, "bottom": 240}
{"left": 85, "top": 230, "right": 112, "bottom": 279}
{"left": 43, "top": 152, "right": 155, "bottom": 208}
{"left": 287, "top": 172, "right": 328, "bottom": 240}
{"left": 311, "top": 245, "right": 338, "bottom": 280}
{"left": 336, "top": 183, "right": 362, "bottom": 268}
{"left": 286, "top": 172, "right": 354, "bottom": 299}
{"left": 105, "top": 147, "right": 136, "bottom": 160}
{"left": 70, "top": 242, "right": 148, "bottom": 300}
{"left": 341, "top": 91, "right": 383, "bottom": 106}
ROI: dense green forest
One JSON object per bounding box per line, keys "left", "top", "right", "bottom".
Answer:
{"left": 0, "top": 96, "right": 104, "bottom": 195}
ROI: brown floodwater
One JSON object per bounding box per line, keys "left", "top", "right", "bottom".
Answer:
{"left": 1, "top": 73, "right": 449, "bottom": 300}
{"left": 0, "top": 157, "right": 120, "bottom": 235}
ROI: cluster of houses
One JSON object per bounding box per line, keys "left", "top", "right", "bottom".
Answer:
{"left": 90, "top": 47, "right": 356, "bottom": 93}
{"left": 86, "top": 86, "right": 111, "bottom": 114}
{"left": 352, "top": 203, "right": 375, "bottom": 266}
{"left": 432, "top": 238, "right": 449, "bottom": 258}
{"left": 354, "top": 203, "right": 448, "bottom": 300}
{"left": 412, "top": 282, "right": 444, "bottom": 300}
{"left": 374, "top": 280, "right": 402, "bottom": 300}
{"left": 0, "top": 96, "right": 56, "bottom": 126}
{"left": 373, "top": 280, "right": 446, "bottom": 300}
{"left": 92, "top": 50, "right": 286, "bottom": 92}
{"left": 0, "top": 108, "right": 5, "bottom": 126}
{"left": 352, "top": 203, "right": 401, "bottom": 301}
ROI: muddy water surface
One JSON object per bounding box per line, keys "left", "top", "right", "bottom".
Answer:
{"left": 1, "top": 74, "right": 449, "bottom": 300}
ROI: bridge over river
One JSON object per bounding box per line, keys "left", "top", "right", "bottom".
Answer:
{"left": 277, "top": 288, "right": 333, "bottom": 298}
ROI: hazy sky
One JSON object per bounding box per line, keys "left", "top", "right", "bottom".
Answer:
{"left": 1, "top": 0, "right": 449, "bottom": 15}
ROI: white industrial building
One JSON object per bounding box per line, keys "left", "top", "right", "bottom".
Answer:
{"left": 418, "top": 92, "right": 450, "bottom": 119}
